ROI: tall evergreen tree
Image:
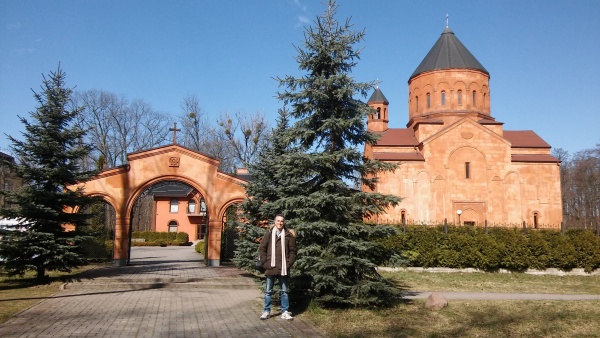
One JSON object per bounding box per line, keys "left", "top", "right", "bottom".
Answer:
{"left": 0, "top": 66, "right": 98, "bottom": 280}
{"left": 235, "top": 0, "right": 402, "bottom": 307}
{"left": 233, "top": 108, "right": 296, "bottom": 270}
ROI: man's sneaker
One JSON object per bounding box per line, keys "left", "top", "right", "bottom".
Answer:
{"left": 260, "top": 311, "right": 270, "bottom": 320}
{"left": 281, "top": 311, "right": 294, "bottom": 320}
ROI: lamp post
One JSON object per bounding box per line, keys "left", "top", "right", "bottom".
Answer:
{"left": 457, "top": 209, "right": 462, "bottom": 225}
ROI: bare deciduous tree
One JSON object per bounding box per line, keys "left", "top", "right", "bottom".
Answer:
{"left": 216, "top": 111, "right": 271, "bottom": 169}
{"left": 74, "top": 90, "right": 171, "bottom": 168}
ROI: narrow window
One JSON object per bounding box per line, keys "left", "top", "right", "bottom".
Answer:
{"left": 376, "top": 107, "right": 381, "bottom": 119}
{"left": 416, "top": 96, "right": 419, "bottom": 110}
{"left": 401, "top": 211, "right": 406, "bottom": 225}
{"left": 168, "top": 221, "right": 178, "bottom": 233}
{"left": 200, "top": 198, "right": 207, "bottom": 215}
{"left": 426, "top": 93, "right": 431, "bottom": 108}
{"left": 384, "top": 108, "right": 387, "bottom": 120}
{"left": 187, "top": 199, "right": 196, "bottom": 214}
{"left": 170, "top": 199, "right": 179, "bottom": 213}
{"left": 465, "top": 162, "right": 470, "bottom": 179}
{"left": 441, "top": 91, "right": 446, "bottom": 106}
{"left": 472, "top": 91, "right": 476, "bottom": 106}
{"left": 457, "top": 90, "right": 462, "bottom": 105}
{"left": 533, "top": 212, "right": 539, "bottom": 229}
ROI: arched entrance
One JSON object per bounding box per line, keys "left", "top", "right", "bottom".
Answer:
{"left": 71, "top": 144, "right": 247, "bottom": 267}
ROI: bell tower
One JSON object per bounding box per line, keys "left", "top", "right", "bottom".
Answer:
{"left": 367, "top": 86, "right": 389, "bottom": 132}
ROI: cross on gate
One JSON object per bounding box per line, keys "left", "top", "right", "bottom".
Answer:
{"left": 169, "top": 122, "right": 181, "bottom": 144}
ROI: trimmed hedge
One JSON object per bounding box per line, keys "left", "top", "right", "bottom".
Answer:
{"left": 131, "top": 231, "right": 189, "bottom": 246}
{"left": 376, "top": 225, "right": 600, "bottom": 273}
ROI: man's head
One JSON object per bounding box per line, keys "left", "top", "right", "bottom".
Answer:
{"left": 274, "top": 214, "right": 285, "bottom": 231}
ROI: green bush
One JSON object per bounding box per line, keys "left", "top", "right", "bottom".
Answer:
{"left": 131, "top": 231, "right": 189, "bottom": 246}
{"left": 195, "top": 240, "right": 205, "bottom": 254}
{"left": 377, "top": 225, "right": 600, "bottom": 272}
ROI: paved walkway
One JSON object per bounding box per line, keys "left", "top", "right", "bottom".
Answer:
{"left": 0, "top": 246, "right": 326, "bottom": 338}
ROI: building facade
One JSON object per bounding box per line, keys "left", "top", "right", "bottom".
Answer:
{"left": 364, "top": 27, "right": 562, "bottom": 228}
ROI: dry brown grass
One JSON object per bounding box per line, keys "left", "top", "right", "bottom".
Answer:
{"left": 303, "top": 271, "right": 600, "bottom": 337}
{"left": 306, "top": 300, "right": 600, "bottom": 337}
{"left": 380, "top": 270, "right": 600, "bottom": 294}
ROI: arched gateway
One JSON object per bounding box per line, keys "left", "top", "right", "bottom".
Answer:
{"left": 73, "top": 144, "right": 247, "bottom": 266}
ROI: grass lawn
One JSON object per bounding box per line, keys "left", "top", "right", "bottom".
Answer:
{"left": 304, "top": 271, "right": 600, "bottom": 338}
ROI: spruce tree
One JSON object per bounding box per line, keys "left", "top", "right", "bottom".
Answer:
{"left": 236, "top": 0, "right": 402, "bottom": 307}
{"left": 233, "top": 108, "right": 296, "bottom": 270}
{"left": 0, "top": 66, "right": 98, "bottom": 280}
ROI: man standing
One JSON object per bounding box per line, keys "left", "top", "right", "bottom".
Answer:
{"left": 258, "top": 214, "right": 297, "bottom": 320}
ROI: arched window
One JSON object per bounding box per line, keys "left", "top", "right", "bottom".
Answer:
{"left": 472, "top": 90, "right": 477, "bottom": 106}
{"left": 416, "top": 96, "right": 419, "bottom": 111}
{"left": 426, "top": 93, "right": 431, "bottom": 108}
{"left": 457, "top": 90, "right": 462, "bottom": 105}
{"left": 401, "top": 211, "right": 406, "bottom": 225}
{"left": 376, "top": 107, "right": 381, "bottom": 119}
{"left": 533, "top": 212, "right": 539, "bottom": 229}
{"left": 441, "top": 91, "right": 446, "bottom": 106}
{"left": 168, "top": 220, "right": 178, "bottom": 233}
{"left": 170, "top": 199, "right": 179, "bottom": 213}
{"left": 187, "top": 199, "right": 196, "bottom": 214}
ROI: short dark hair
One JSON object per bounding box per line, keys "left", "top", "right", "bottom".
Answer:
{"left": 275, "top": 214, "right": 284, "bottom": 220}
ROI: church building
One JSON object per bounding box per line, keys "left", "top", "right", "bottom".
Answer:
{"left": 364, "top": 26, "right": 562, "bottom": 228}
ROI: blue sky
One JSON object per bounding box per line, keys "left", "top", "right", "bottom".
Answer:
{"left": 1, "top": 0, "right": 599, "bottom": 156}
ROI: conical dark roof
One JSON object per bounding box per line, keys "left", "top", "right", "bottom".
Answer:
{"left": 368, "top": 87, "right": 389, "bottom": 104}
{"left": 409, "top": 27, "right": 488, "bottom": 81}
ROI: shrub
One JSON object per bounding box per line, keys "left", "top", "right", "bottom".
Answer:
{"left": 131, "top": 231, "right": 189, "bottom": 246}
{"left": 377, "top": 225, "right": 600, "bottom": 272}
{"left": 195, "top": 240, "right": 205, "bottom": 255}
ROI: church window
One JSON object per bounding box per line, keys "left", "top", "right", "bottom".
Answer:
{"left": 441, "top": 91, "right": 446, "bottom": 106}
{"left": 401, "top": 211, "right": 406, "bottom": 225}
{"left": 472, "top": 91, "right": 477, "bottom": 106}
{"left": 170, "top": 199, "right": 179, "bottom": 213}
{"left": 416, "top": 96, "right": 419, "bottom": 110}
{"left": 533, "top": 212, "right": 539, "bottom": 229}
{"left": 168, "top": 220, "right": 178, "bottom": 232}
{"left": 426, "top": 93, "right": 430, "bottom": 108}
{"left": 465, "top": 162, "right": 470, "bottom": 179}
{"left": 376, "top": 107, "right": 381, "bottom": 119}
{"left": 457, "top": 90, "right": 462, "bottom": 105}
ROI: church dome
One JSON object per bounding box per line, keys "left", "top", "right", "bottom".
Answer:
{"left": 409, "top": 27, "right": 488, "bottom": 81}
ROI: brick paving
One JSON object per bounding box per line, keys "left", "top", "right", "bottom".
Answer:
{"left": 0, "top": 246, "right": 326, "bottom": 338}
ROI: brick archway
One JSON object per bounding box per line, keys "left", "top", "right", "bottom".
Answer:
{"left": 72, "top": 144, "right": 247, "bottom": 266}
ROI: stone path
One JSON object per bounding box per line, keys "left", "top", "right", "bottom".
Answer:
{"left": 0, "top": 246, "right": 325, "bottom": 338}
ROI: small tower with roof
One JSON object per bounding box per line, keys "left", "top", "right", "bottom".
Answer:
{"left": 367, "top": 86, "right": 390, "bottom": 132}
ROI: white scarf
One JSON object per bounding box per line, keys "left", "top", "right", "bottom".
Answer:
{"left": 270, "top": 227, "right": 287, "bottom": 276}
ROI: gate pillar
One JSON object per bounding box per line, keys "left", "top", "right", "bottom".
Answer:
{"left": 206, "top": 218, "right": 223, "bottom": 266}
{"left": 113, "top": 213, "right": 130, "bottom": 266}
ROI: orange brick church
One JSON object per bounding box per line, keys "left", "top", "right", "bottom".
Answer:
{"left": 364, "top": 26, "right": 562, "bottom": 228}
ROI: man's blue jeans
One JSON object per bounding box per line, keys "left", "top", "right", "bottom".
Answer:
{"left": 264, "top": 275, "right": 289, "bottom": 313}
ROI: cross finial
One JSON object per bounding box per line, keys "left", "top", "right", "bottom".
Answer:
{"left": 169, "top": 122, "right": 181, "bottom": 144}
{"left": 446, "top": 14, "right": 449, "bottom": 28}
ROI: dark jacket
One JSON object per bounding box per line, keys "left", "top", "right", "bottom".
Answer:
{"left": 259, "top": 227, "right": 297, "bottom": 276}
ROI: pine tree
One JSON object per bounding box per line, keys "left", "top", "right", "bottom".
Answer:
{"left": 236, "top": 0, "right": 402, "bottom": 307}
{"left": 0, "top": 66, "right": 98, "bottom": 280}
